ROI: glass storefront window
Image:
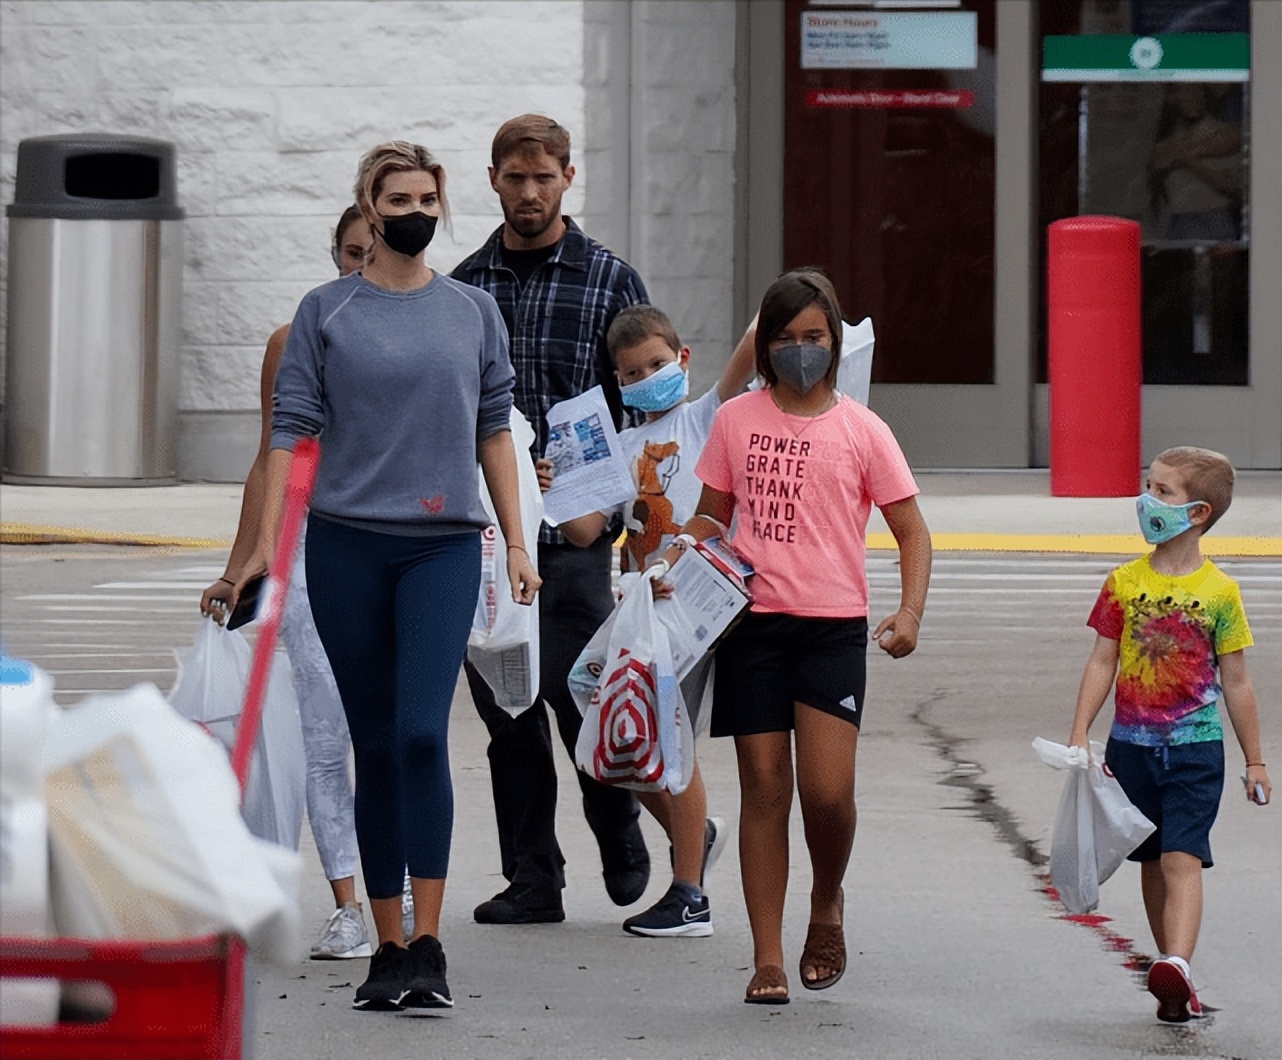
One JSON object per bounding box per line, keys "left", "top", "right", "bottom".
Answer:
{"left": 1037, "top": 0, "right": 1251, "bottom": 386}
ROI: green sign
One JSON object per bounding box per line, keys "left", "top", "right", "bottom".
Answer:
{"left": 1042, "top": 34, "right": 1249, "bottom": 82}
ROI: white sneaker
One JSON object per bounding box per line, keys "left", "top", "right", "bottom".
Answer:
{"left": 401, "top": 871, "right": 415, "bottom": 942}
{"left": 310, "top": 903, "right": 372, "bottom": 960}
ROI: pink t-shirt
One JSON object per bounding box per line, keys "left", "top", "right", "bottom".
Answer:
{"left": 695, "top": 389, "right": 918, "bottom": 617}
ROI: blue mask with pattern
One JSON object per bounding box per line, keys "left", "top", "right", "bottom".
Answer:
{"left": 1135, "top": 493, "right": 1201, "bottom": 544}
{"left": 619, "top": 360, "right": 689, "bottom": 413}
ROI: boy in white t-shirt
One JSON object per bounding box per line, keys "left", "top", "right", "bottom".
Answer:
{"left": 537, "top": 305, "right": 756, "bottom": 936}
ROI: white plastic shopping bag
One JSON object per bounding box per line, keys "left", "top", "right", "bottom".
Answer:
{"left": 169, "top": 619, "right": 307, "bottom": 850}
{"left": 42, "top": 683, "right": 299, "bottom": 965}
{"left": 0, "top": 656, "right": 59, "bottom": 1026}
{"left": 836, "top": 317, "right": 875, "bottom": 406}
{"left": 1032, "top": 737, "right": 1156, "bottom": 914}
{"left": 468, "top": 407, "right": 543, "bottom": 715}
{"left": 573, "top": 566, "right": 695, "bottom": 795}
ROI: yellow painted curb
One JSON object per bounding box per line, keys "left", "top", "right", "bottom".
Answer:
{"left": 867, "top": 531, "right": 1282, "bottom": 557}
{"left": 0, "top": 522, "right": 231, "bottom": 549}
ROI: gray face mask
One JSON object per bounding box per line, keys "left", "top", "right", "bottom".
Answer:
{"left": 769, "top": 343, "right": 833, "bottom": 393}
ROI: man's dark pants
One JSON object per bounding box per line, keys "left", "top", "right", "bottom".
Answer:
{"left": 465, "top": 535, "right": 643, "bottom": 895}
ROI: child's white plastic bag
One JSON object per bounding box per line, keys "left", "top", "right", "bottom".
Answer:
{"left": 1032, "top": 737, "right": 1156, "bottom": 914}
{"left": 836, "top": 317, "right": 875, "bottom": 406}
{"left": 169, "top": 619, "right": 307, "bottom": 850}
{"left": 573, "top": 566, "right": 694, "bottom": 795}
{"left": 42, "top": 683, "right": 299, "bottom": 965}
{"left": 468, "top": 407, "right": 542, "bottom": 715}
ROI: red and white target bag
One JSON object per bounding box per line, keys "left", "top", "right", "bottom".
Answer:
{"left": 573, "top": 566, "right": 694, "bottom": 795}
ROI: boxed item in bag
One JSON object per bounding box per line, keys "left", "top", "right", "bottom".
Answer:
{"left": 661, "top": 537, "right": 752, "bottom": 679}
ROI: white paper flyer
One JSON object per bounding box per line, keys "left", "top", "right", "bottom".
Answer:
{"left": 541, "top": 386, "right": 636, "bottom": 525}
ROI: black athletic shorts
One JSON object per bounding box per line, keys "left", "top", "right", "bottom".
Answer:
{"left": 710, "top": 611, "right": 868, "bottom": 737}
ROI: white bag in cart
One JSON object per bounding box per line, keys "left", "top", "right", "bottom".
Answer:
{"left": 573, "top": 566, "right": 694, "bottom": 796}
{"left": 0, "top": 656, "right": 59, "bottom": 1027}
{"left": 1032, "top": 737, "right": 1156, "bottom": 914}
{"left": 43, "top": 683, "right": 300, "bottom": 965}
{"left": 468, "top": 407, "right": 543, "bottom": 716}
{"left": 169, "top": 619, "right": 307, "bottom": 851}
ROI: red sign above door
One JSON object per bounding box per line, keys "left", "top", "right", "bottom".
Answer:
{"left": 805, "top": 88, "right": 974, "bottom": 109}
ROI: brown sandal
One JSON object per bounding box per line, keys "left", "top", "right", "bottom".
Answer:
{"left": 744, "top": 965, "right": 790, "bottom": 1005}
{"left": 800, "top": 891, "right": 846, "bottom": 991}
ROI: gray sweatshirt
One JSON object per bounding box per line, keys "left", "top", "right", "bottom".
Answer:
{"left": 271, "top": 272, "right": 514, "bottom": 532}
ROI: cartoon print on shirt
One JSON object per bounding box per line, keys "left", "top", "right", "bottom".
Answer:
{"left": 743, "top": 432, "right": 810, "bottom": 543}
{"left": 624, "top": 440, "right": 682, "bottom": 571}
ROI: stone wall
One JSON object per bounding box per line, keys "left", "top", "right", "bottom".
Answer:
{"left": 0, "top": 0, "right": 739, "bottom": 479}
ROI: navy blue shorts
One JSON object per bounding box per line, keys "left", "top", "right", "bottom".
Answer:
{"left": 710, "top": 612, "right": 867, "bottom": 737}
{"left": 1105, "top": 738, "right": 1224, "bottom": 868}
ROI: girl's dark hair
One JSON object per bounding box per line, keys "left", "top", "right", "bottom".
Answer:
{"left": 753, "top": 268, "right": 844, "bottom": 388}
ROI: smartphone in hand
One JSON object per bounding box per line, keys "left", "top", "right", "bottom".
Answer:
{"left": 226, "top": 574, "right": 266, "bottom": 631}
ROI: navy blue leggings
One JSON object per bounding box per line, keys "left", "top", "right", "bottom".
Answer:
{"left": 305, "top": 514, "right": 480, "bottom": 898}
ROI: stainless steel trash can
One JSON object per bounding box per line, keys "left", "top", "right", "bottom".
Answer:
{"left": 3, "top": 133, "right": 184, "bottom": 484}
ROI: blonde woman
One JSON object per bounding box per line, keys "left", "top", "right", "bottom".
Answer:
{"left": 244, "top": 142, "right": 540, "bottom": 1010}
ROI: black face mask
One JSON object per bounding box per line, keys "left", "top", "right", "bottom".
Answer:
{"left": 378, "top": 211, "right": 437, "bottom": 258}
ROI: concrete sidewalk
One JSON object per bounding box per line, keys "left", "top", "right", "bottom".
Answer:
{"left": 3, "top": 471, "right": 1278, "bottom": 554}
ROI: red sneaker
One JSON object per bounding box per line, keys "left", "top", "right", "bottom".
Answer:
{"left": 1187, "top": 989, "right": 1204, "bottom": 1019}
{"left": 1148, "top": 956, "right": 1195, "bottom": 1023}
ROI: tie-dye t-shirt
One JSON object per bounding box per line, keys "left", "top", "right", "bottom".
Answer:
{"left": 1088, "top": 556, "right": 1253, "bottom": 746}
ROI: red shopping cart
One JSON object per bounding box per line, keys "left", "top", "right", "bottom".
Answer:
{"left": 0, "top": 438, "right": 319, "bottom": 1059}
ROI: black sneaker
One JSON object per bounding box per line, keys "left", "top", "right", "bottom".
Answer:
{"left": 353, "top": 942, "right": 409, "bottom": 1010}
{"left": 602, "top": 821, "right": 651, "bottom": 906}
{"left": 623, "top": 883, "right": 712, "bottom": 938}
{"left": 473, "top": 883, "right": 565, "bottom": 925}
{"left": 402, "top": 934, "right": 453, "bottom": 1008}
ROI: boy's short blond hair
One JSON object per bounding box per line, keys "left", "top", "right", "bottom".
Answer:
{"left": 606, "top": 305, "right": 681, "bottom": 365}
{"left": 1154, "top": 446, "right": 1235, "bottom": 532}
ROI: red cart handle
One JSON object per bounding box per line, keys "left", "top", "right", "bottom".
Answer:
{"left": 229, "top": 438, "right": 319, "bottom": 794}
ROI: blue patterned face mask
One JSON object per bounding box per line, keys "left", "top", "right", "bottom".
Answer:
{"left": 619, "top": 360, "right": 689, "bottom": 412}
{"left": 1136, "top": 493, "right": 1202, "bottom": 544}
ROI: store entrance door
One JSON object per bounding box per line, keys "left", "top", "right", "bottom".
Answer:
{"left": 764, "top": 0, "right": 1034, "bottom": 466}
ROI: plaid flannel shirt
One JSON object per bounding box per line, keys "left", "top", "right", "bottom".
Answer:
{"left": 452, "top": 218, "right": 649, "bottom": 545}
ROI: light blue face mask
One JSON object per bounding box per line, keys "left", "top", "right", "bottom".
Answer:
{"left": 1135, "top": 492, "right": 1202, "bottom": 544}
{"left": 619, "top": 359, "right": 689, "bottom": 413}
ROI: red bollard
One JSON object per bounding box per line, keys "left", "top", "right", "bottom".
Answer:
{"left": 1048, "top": 216, "right": 1141, "bottom": 497}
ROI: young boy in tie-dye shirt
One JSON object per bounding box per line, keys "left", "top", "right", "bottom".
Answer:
{"left": 1068, "top": 447, "right": 1271, "bottom": 1025}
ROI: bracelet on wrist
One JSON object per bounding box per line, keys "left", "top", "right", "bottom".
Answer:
{"left": 217, "top": 577, "right": 235, "bottom": 586}
{"left": 1246, "top": 761, "right": 1266, "bottom": 768}
{"left": 506, "top": 544, "right": 527, "bottom": 553}
{"left": 899, "top": 607, "right": 922, "bottom": 625}
{"left": 674, "top": 533, "right": 697, "bottom": 551}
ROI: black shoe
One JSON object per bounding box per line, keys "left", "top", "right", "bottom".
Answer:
{"left": 353, "top": 942, "right": 409, "bottom": 1010}
{"left": 402, "top": 934, "right": 453, "bottom": 1008}
{"left": 473, "top": 883, "right": 565, "bottom": 925}
{"left": 623, "top": 883, "right": 712, "bottom": 938}
{"left": 602, "top": 822, "right": 651, "bottom": 906}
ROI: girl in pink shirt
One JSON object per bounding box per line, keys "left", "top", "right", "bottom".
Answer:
{"left": 668, "top": 269, "right": 932, "bottom": 1005}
